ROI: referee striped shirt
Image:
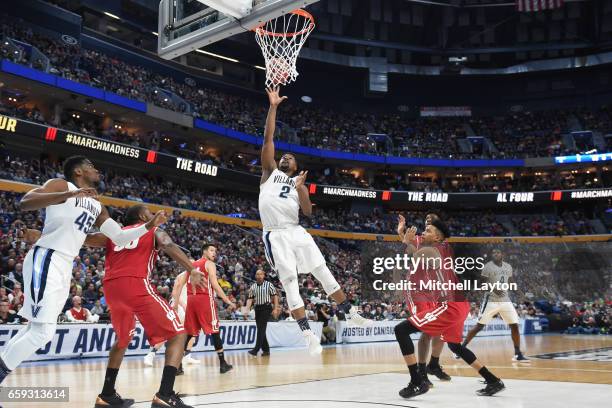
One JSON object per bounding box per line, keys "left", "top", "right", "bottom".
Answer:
{"left": 248, "top": 281, "right": 277, "bottom": 306}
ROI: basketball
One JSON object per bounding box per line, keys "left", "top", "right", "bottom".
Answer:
{"left": 0, "top": 1, "right": 610, "bottom": 408}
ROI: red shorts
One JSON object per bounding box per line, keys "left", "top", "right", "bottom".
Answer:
{"left": 408, "top": 301, "right": 469, "bottom": 344}
{"left": 184, "top": 294, "right": 219, "bottom": 336}
{"left": 104, "top": 277, "right": 185, "bottom": 348}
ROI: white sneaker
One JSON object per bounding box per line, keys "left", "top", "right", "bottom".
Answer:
{"left": 348, "top": 308, "right": 374, "bottom": 328}
{"left": 143, "top": 351, "right": 155, "bottom": 367}
{"left": 303, "top": 331, "right": 322, "bottom": 356}
{"left": 182, "top": 354, "right": 200, "bottom": 365}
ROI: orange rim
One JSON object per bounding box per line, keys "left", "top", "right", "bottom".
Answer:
{"left": 253, "top": 9, "right": 315, "bottom": 38}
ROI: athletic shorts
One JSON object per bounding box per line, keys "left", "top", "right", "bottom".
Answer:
{"left": 21, "top": 246, "right": 74, "bottom": 323}
{"left": 262, "top": 225, "right": 326, "bottom": 281}
{"left": 184, "top": 294, "right": 219, "bottom": 336}
{"left": 104, "top": 277, "right": 185, "bottom": 348}
{"left": 408, "top": 301, "right": 470, "bottom": 344}
{"left": 478, "top": 298, "right": 519, "bottom": 325}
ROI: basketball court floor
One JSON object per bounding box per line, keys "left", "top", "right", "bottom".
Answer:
{"left": 3, "top": 334, "right": 610, "bottom": 407}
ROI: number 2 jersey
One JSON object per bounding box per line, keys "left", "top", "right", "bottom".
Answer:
{"left": 258, "top": 168, "right": 300, "bottom": 230}
{"left": 103, "top": 225, "right": 158, "bottom": 282}
{"left": 35, "top": 181, "right": 102, "bottom": 258}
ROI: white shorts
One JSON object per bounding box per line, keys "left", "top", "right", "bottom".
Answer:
{"left": 262, "top": 225, "right": 326, "bottom": 281}
{"left": 20, "top": 246, "right": 74, "bottom": 323}
{"left": 478, "top": 297, "right": 519, "bottom": 325}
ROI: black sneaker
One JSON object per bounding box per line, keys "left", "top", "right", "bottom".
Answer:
{"left": 151, "top": 391, "right": 193, "bottom": 408}
{"left": 512, "top": 354, "right": 531, "bottom": 363}
{"left": 220, "top": 362, "right": 233, "bottom": 374}
{"left": 247, "top": 349, "right": 258, "bottom": 356}
{"left": 476, "top": 379, "right": 505, "bottom": 396}
{"left": 399, "top": 380, "right": 430, "bottom": 399}
{"left": 427, "top": 365, "right": 452, "bottom": 381}
{"left": 418, "top": 367, "right": 433, "bottom": 388}
{"left": 176, "top": 365, "right": 184, "bottom": 376}
{"left": 95, "top": 392, "right": 135, "bottom": 407}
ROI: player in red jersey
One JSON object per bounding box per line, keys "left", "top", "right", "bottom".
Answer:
{"left": 172, "top": 244, "right": 236, "bottom": 374}
{"left": 393, "top": 219, "right": 505, "bottom": 399}
{"left": 85, "top": 205, "right": 204, "bottom": 408}
{"left": 397, "top": 213, "right": 452, "bottom": 385}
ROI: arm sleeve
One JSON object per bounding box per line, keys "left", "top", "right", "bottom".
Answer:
{"left": 99, "top": 218, "right": 149, "bottom": 247}
{"left": 269, "top": 283, "right": 277, "bottom": 296}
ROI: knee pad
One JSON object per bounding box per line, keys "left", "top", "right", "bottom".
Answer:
{"left": 280, "top": 274, "right": 304, "bottom": 311}
{"left": 394, "top": 320, "right": 419, "bottom": 356}
{"left": 31, "top": 322, "right": 57, "bottom": 345}
{"left": 212, "top": 333, "right": 223, "bottom": 351}
{"left": 448, "top": 342, "right": 477, "bottom": 365}
{"left": 310, "top": 265, "right": 340, "bottom": 296}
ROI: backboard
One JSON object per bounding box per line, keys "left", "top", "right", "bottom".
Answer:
{"left": 157, "top": 0, "right": 320, "bottom": 60}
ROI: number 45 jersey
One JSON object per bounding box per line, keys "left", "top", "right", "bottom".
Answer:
{"left": 258, "top": 168, "right": 300, "bottom": 231}
{"left": 36, "top": 181, "right": 102, "bottom": 258}
{"left": 21, "top": 181, "right": 102, "bottom": 323}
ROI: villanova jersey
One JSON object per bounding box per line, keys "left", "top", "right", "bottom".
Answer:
{"left": 481, "top": 261, "right": 512, "bottom": 302}
{"left": 36, "top": 181, "right": 102, "bottom": 258}
{"left": 258, "top": 169, "right": 299, "bottom": 230}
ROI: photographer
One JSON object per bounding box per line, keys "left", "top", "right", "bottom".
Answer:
{"left": 317, "top": 303, "right": 336, "bottom": 344}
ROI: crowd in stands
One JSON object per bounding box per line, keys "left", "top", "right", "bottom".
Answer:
{"left": 1, "top": 156, "right": 606, "bottom": 236}
{"left": 2, "top": 18, "right": 611, "bottom": 161}
{"left": 562, "top": 299, "right": 610, "bottom": 335}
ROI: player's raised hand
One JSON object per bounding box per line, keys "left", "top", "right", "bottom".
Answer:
{"left": 266, "top": 86, "right": 287, "bottom": 106}
{"left": 403, "top": 226, "right": 417, "bottom": 244}
{"left": 146, "top": 210, "right": 167, "bottom": 229}
{"left": 70, "top": 187, "right": 98, "bottom": 199}
{"left": 397, "top": 214, "right": 406, "bottom": 237}
{"left": 295, "top": 170, "right": 308, "bottom": 188}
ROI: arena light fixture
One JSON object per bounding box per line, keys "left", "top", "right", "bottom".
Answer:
{"left": 196, "top": 0, "right": 253, "bottom": 19}
{"left": 103, "top": 11, "right": 120, "bottom": 20}
{"left": 195, "top": 49, "right": 239, "bottom": 63}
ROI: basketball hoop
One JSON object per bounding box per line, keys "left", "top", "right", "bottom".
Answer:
{"left": 254, "top": 9, "right": 315, "bottom": 88}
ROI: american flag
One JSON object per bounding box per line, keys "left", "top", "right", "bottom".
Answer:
{"left": 516, "top": 0, "right": 564, "bottom": 12}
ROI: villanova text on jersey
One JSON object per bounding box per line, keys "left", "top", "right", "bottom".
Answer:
{"left": 273, "top": 174, "right": 296, "bottom": 188}
{"left": 75, "top": 197, "right": 101, "bottom": 219}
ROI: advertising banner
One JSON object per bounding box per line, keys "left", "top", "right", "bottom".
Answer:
{"left": 0, "top": 321, "right": 323, "bottom": 362}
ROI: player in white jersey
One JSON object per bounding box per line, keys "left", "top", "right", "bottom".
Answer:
{"left": 461, "top": 248, "right": 529, "bottom": 362}
{"left": 259, "top": 87, "right": 372, "bottom": 356}
{"left": 0, "top": 156, "right": 168, "bottom": 398}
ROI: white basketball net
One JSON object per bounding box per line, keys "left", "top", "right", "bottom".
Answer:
{"left": 254, "top": 9, "right": 315, "bottom": 88}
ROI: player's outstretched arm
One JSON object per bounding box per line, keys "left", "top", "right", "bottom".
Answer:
{"left": 295, "top": 170, "right": 312, "bottom": 217}
{"left": 207, "top": 262, "right": 235, "bottom": 308}
{"left": 19, "top": 179, "right": 97, "bottom": 211}
{"left": 95, "top": 206, "right": 166, "bottom": 247}
{"left": 261, "top": 87, "right": 287, "bottom": 184}
{"left": 84, "top": 233, "right": 108, "bottom": 248}
{"left": 154, "top": 229, "right": 205, "bottom": 291}
{"left": 402, "top": 226, "right": 418, "bottom": 255}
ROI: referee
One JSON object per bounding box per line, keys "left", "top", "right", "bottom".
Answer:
{"left": 245, "top": 269, "right": 279, "bottom": 356}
